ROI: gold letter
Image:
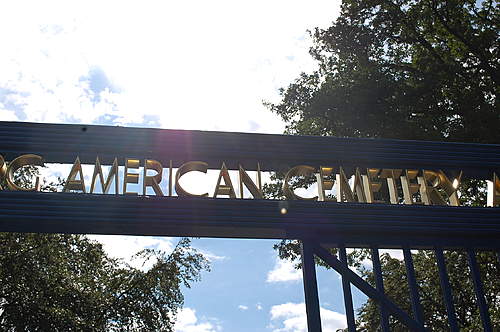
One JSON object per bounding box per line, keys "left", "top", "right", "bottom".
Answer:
{"left": 336, "top": 167, "right": 366, "bottom": 203}
{"left": 214, "top": 162, "right": 236, "bottom": 198}
{"left": 400, "top": 169, "right": 420, "bottom": 204}
{"left": 168, "top": 160, "right": 173, "bottom": 196}
{"left": 362, "top": 168, "right": 384, "bottom": 203}
{"left": 418, "top": 170, "right": 460, "bottom": 206}
{"left": 90, "top": 157, "right": 119, "bottom": 194}
{"left": 63, "top": 156, "right": 86, "bottom": 192}
{"left": 0, "top": 155, "right": 6, "bottom": 189}
{"left": 379, "top": 169, "right": 402, "bottom": 204}
{"left": 6, "top": 154, "right": 44, "bottom": 191}
{"left": 316, "top": 166, "right": 334, "bottom": 201}
{"left": 175, "top": 161, "right": 209, "bottom": 197}
{"left": 239, "top": 164, "right": 263, "bottom": 199}
{"left": 435, "top": 170, "right": 461, "bottom": 206}
{"left": 123, "top": 158, "right": 140, "bottom": 195}
{"left": 417, "top": 173, "right": 443, "bottom": 205}
{"left": 283, "top": 165, "right": 317, "bottom": 200}
{"left": 487, "top": 173, "right": 500, "bottom": 207}
{"left": 143, "top": 159, "right": 164, "bottom": 196}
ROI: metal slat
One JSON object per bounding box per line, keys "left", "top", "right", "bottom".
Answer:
{"left": 466, "top": 250, "right": 493, "bottom": 332}
{"left": 339, "top": 245, "right": 356, "bottom": 332}
{"left": 1, "top": 134, "right": 497, "bottom": 163}
{"left": 301, "top": 241, "right": 323, "bottom": 332}
{"left": 403, "top": 248, "right": 424, "bottom": 325}
{"left": 0, "top": 121, "right": 499, "bottom": 176}
{"left": 0, "top": 192, "right": 499, "bottom": 249}
{"left": 0, "top": 121, "right": 496, "bottom": 155}
{"left": 371, "top": 247, "right": 390, "bottom": 332}
{"left": 434, "top": 249, "right": 459, "bottom": 332}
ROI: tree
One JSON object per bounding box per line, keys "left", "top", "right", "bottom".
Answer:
{"left": 266, "top": 0, "right": 498, "bottom": 143}
{"left": 265, "top": 0, "right": 499, "bottom": 329}
{"left": 0, "top": 167, "right": 210, "bottom": 331}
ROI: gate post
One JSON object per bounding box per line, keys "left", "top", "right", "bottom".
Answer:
{"left": 301, "top": 240, "right": 322, "bottom": 332}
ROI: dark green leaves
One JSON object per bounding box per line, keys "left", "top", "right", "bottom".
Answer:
{"left": 266, "top": 0, "right": 499, "bottom": 143}
{"left": 0, "top": 235, "right": 209, "bottom": 331}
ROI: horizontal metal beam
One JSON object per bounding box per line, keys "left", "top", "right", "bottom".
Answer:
{"left": 1, "top": 191, "right": 499, "bottom": 249}
{"left": 1, "top": 121, "right": 499, "bottom": 178}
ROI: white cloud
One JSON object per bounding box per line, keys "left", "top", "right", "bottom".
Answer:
{"left": 380, "top": 249, "right": 404, "bottom": 261}
{"left": 257, "top": 303, "right": 263, "bottom": 310}
{"left": 294, "top": 183, "right": 320, "bottom": 200}
{"left": 198, "top": 249, "right": 227, "bottom": 262}
{"left": 88, "top": 235, "right": 174, "bottom": 270}
{"left": 270, "top": 302, "right": 346, "bottom": 332}
{"left": 0, "top": 0, "right": 341, "bottom": 134}
{"left": 343, "top": 248, "right": 405, "bottom": 273}
{"left": 0, "top": 108, "right": 18, "bottom": 121}
{"left": 238, "top": 305, "right": 249, "bottom": 311}
{"left": 88, "top": 234, "right": 222, "bottom": 272}
{"left": 267, "top": 258, "right": 302, "bottom": 283}
{"left": 175, "top": 307, "right": 222, "bottom": 332}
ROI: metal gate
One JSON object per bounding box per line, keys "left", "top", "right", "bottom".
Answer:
{"left": 301, "top": 243, "right": 498, "bottom": 331}
{"left": 1, "top": 121, "right": 499, "bottom": 331}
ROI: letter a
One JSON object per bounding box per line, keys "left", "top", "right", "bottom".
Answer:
{"left": 63, "top": 156, "right": 86, "bottom": 192}
{"left": 214, "top": 162, "right": 236, "bottom": 198}
{"left": 90, "top": 157, "right": 119, "bottom": 194}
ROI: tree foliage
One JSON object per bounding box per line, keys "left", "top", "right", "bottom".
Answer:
{"left": 265, "top": 0, "right": 500, "bottom": 329}
{"left": 0, "top": 167, "right": 209, "bottom": 331}
{"left": 266, "top": 0, "right": 498, "bottom": 144}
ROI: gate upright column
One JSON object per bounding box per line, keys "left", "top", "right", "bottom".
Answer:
{"left": 301, "top": 240, "right": 322, "bottom": 332}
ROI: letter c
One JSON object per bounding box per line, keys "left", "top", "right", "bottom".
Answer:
{"left": 283, "top": 165, "right": 318, "bottom": 200}
{"left": 175, "top": 161, "right": 209, "bottom": 197}
{"left": 6, "top": 154, "right": 44, "bottom": 191}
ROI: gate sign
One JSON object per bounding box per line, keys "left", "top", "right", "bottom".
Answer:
{"left": 0, "top": 120, "right": 499, "bottom": 246}
{"left": 2, "top": 152, "right": 500, "bottom": 207}
{"left": 0, "top": 121, "right": 499, "bottom": 206}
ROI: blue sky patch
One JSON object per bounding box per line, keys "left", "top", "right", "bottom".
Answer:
{"left": 0, "top": 87, "right": 28, "bottom": 120}
{"left": 80, "top": 67, "right": 120, "bottom": 103}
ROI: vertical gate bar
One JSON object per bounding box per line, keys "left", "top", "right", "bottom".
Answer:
{"left": 371, "top": 247, "right": 390, "bottom": 332}
{"left": 467, "top": 249, "right": 493, "bottom": 332}
{"left": 301, "top": 240, "right": 323, "bottom": 332}
{"left": 403, "top": 247, "right": 424, "bottom": 325}
{"left": 339, "top": 245, "right": 356, "bottom": 332}
{"left": 497, "top": 251, "right": 500, "bottom": 268}
{"left": 434, "top": 248, "right": 459, "bottom": 332}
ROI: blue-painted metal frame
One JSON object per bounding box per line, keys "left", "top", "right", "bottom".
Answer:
{"left": 313, "top": 244, "right": 426, "bottom": 331}
{"left": 467, "top": 250, "right": 493, "bottom": 332}
{"left": 301, "top": 241, "right": 323, "bottom": 332}
{"left": 339, "top": 245, "right": 356, "bottom": 331}
{"left": 1, "top": 121, "right": 500, "bottom": 331}
{"left": 403, "top": 247, "right": 424, "bottom": 325}
{"left": 371, "top": 247, "right": 390, "bottom": 332}
{"left": 1, "top": 192, "right": 499, "bottom": 250}
{"left": 303, "top": 244, "right": 500, "bottom": 332}
{"left": 434, "top": 248, "right": 459, "bottom": 332}
{"left": 1, "top": 121, "right": 499, "bottom": 177}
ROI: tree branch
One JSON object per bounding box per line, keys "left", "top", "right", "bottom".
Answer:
{"left": 429, "top": 2, "right": 499, "bottom": 85}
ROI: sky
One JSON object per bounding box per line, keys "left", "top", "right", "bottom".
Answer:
{"left": 0, "top": 1, "right": 390, "bottom": 330}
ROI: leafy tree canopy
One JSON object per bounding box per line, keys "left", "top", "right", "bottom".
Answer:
{"left": 266, "top": 0, "right": 498, "bottom": 143}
